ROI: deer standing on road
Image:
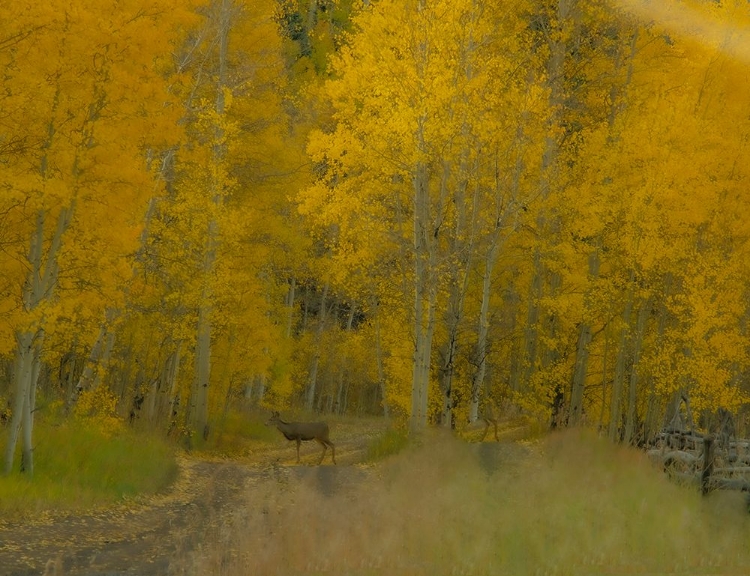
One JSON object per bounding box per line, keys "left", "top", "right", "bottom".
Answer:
{"left": 479, "top": 401, "right": 499, "bottom": 442}
{"left": 265, "top": 411, "right": 336, "bottom": 465}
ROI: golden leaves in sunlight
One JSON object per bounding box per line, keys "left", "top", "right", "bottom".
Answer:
{"left": 298, "top": 0, "right": 750, "bottom": 428}
{"left": 3, "top": 0, "right": 750, "bottom": 449}
{"left": 615, "top": 0, "right": 750, "bottom": 64}
{"left": 74, "top": 387, "right": 123, "bottom": 438}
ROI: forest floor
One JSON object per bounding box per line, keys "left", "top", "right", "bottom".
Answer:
{"left": 9, "top": 420, "right": 748, "bottom": 575}
{"left": 0, "top": 417, "right": 396, "bottom": 576}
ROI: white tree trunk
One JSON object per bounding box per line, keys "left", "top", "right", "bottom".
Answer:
{"left": 410, "top": 161, "right": 435, "bottom": 433}
{"left": 5, "top": 333, "right": 35, "bottom": 474}
{"left": 624, "top": 299, "right": 649, "bottom": 444}
{"left": 155, "top": 343, "right": 181, "bottom": 426}
{"left": 597, "top": 329, "right": 610, "bottom": 429}
{"left": 193, "top": 305, "right": 212, "bottom": 439}
{"left": 570, "top": 30, "right": 637, "bottom": 428}
{"left": 522, "top": 248, "right": 543, "bottom": 388}
{"left": 21, "top": 340, "right": 41, "bottom": 475}
{"left": 332, "top": 305, "right": 356, "bottom": 414}
{"left": 521, "top": 0, "right": 576, "bottom": 405}
{"left": 608, "top": 270, "right": 635, "bottom": 441}
{"left": 306, "top": 283, "right": 329, "bottom": 411}
{"left": 258, "top": 374, "right": 267, "bottom": 404}
{"left": 5, "top": 203, "right": 71, "bottom": 474}
{"left": 286, "top": 278, "right": 296, "bottom": 339}
{"left": 373, "top": 303, "right": 390, "bottom": 419}
{"left": 569, "top": 248, "right": 600, "bottom": 425}
{"left": 75, "top": 324, "right": 107, "bottom": 397}
{"left": 469, "top": 243, "right": 498, "bottom": 424}
{"left": 165, "top": 343, "right": 183, "bottom": 435}
{"left": 189, "top": 0, "right": 233, "bottom": 440}
{"left": 74, "top": 310, "right": 116, "bottom": 402}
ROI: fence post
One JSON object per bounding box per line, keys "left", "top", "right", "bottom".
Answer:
{"left": 701, "top": 435, "right": 714, "bottom": 496}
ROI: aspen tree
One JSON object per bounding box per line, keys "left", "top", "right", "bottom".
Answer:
{"left": 303, "top": 0, "right": 547, "bottom": 431}
{"left": 1, "top": 0, "right": 190, "bottom": 472}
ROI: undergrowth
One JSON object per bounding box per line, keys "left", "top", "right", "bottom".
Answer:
{"left": 0, "top": 419, "right": 177, "bottom": 518}
{"left": 189, "top": 428, "right": 750, "bottom": 575}
{"left": 365, "top": 427, "right": 409, "bottom": 462}
{"left": 187, "top": 409, "right": 279, "bottom": 457}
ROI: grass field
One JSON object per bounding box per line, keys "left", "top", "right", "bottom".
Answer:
{"left": 190, "top": 428, "right": 750, "bottom": 575}
{"left": 5, "top": 416, "right": 750, "bottom": 575}
{"left": 0, "top": 420, "right": 178, "bottom": 518}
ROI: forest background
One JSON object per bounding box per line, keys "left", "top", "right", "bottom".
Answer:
{"left": 2, "top": 0, "right": 750, "bottom": 476}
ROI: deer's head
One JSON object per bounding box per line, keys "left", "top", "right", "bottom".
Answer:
{"left": 265, "top": 411, "right": 281, "bottom": 426}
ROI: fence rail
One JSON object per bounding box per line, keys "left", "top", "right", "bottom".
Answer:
{"left": 647, "top": 430, "right": 750, "bottom": 506}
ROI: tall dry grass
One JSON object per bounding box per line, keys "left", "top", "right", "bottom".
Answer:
{"left": 188, "top": 429, "right": 750, "bottom": 575}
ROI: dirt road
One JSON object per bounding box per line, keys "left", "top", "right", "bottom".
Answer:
{"left": 0, "top": 424, "right": 379, "bottom": 576}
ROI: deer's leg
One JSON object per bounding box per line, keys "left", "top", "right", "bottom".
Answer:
{"left": 479, "top": 419, "right": 489, "bottom": 442}
{"left": 493, "top": 420, "right": 499, "bottom": 442}
{"left": 296, "top": 439, "right": 301, "bottom": 463}
{"left": 316, "top": 438, "right": 327, "bottom": 465}
{"left": 329, "top": 440, "right": 336, "bottom": 465}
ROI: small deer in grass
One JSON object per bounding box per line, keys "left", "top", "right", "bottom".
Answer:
{"left": 265, "top": 411, "right": 336, "bottom": 465}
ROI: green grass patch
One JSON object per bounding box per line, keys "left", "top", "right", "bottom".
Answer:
{"left": 190, "top": 409, "right": 278, "bottom": 457}
{"left": 0, "top": 420, "right": 177, "bottom": 519}
{"left": 365, "top": 426, "right": 409, "bottom": 462}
